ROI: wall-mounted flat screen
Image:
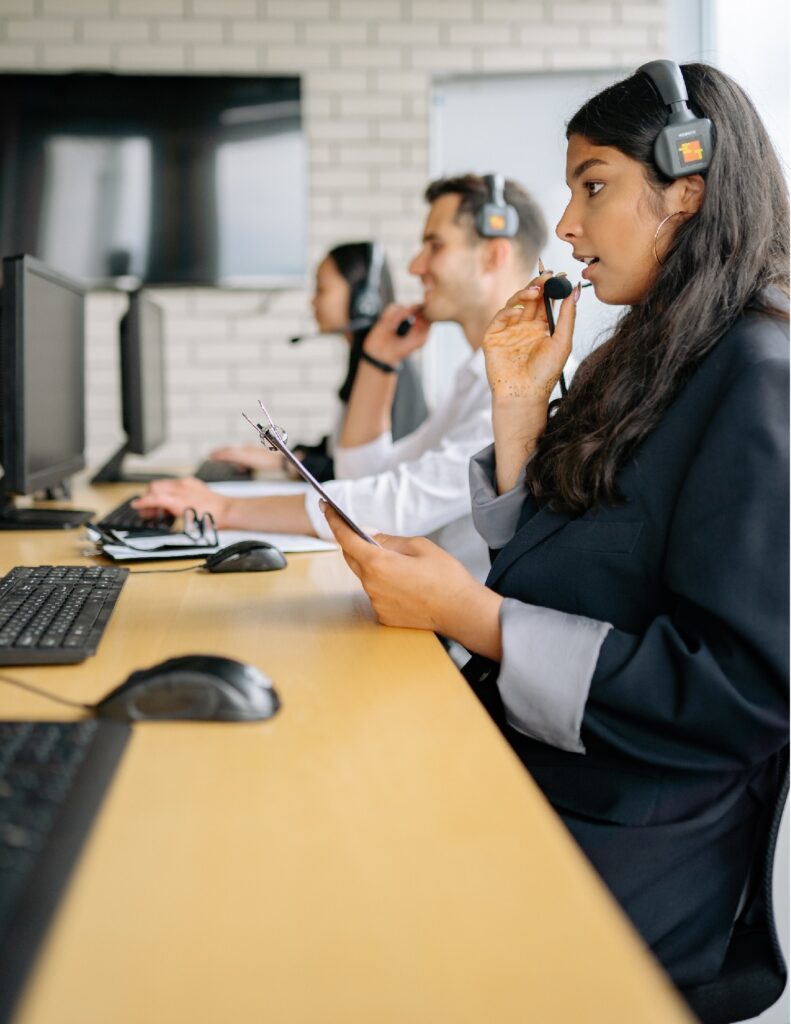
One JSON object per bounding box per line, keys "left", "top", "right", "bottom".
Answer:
{"left": 0, "top": 73, "right": 306, "bottom": 288}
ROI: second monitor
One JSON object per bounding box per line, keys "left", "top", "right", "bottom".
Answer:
{"left": 91, "top": 290, "right": 168, "bottom": 484}
{"left": 92, "top": 289, "right": 251, "bottom": 490}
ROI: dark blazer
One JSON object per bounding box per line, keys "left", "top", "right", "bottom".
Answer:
{"left": 465, "top": 302, "right": 789, "bottom": 986}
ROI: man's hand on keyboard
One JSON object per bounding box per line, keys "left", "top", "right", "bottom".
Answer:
{"left": 132, "top": 478, "right": 232, "bottom": 527}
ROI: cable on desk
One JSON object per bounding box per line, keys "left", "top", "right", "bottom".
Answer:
{"left": 0, "top": 672, "right": 93, "bottom": 711}
{"left": 126, "top": 565, "right": 203, "bottom": 575}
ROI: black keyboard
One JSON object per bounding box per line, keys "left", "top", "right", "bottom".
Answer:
{"left": 0, "top": 719, "right": 130, "bottom": 1022}
{"left": 193, "top": 459, "right": 252, "bottom": 483}
{"left": 96, "top": 496, "right": 175, "bottom": 536}
{"left": 0, "top": 566, "right": 128, "bottom": 665}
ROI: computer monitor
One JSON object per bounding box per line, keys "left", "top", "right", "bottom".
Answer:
{"left": 0, "top": 254, "right": 93, "bottom": 529}
{"left": 91, "top": 291, "right": 168, "bottom": 484}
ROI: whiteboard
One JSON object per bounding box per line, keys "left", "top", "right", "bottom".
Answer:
{"left": 425, "top": 70, "right": 627, "bottom": 402}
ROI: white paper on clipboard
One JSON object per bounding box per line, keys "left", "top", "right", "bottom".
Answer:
{"left": 242, "top": 407, "right": 380, "bottom": 546}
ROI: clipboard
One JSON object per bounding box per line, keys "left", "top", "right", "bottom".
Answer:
{"left": 243, "top": 402, "right": 379, "bottom": 546}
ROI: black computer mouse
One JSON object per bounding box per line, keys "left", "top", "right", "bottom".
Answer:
{"left": 203, "top": 539, "right": 287, "bottom": 573}
{"left": 95, "top": 654, "right": 281, "bottom": 722}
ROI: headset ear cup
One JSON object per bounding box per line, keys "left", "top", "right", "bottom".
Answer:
{"left": 478, "top": 174, "right": 519, "bottom": 238}
{"left": 477, "top": 203, "right": 519, "bottom": 238}
{"left": 653, "top": 120, "right": 713, "bottom": 178}
{"left": 349, "top": 283, "right": 381, "bottom": 322}
{"left": 348, "top": 242, "right": 385, "bottom": 323}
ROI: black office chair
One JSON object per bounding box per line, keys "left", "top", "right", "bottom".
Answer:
{"left": 680, "top": 744, "right": 789, "bottom": 1024}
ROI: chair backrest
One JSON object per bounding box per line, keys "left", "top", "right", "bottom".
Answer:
{"left": 755, "top": 746, "right": 789, "bottom": 978}
{"left": 681, "top": 744, "right": 789, "bottom": 1024}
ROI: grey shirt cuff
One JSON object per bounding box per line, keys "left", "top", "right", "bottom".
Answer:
{"left": 469, "top": 444, "right": 529, "bottom": 550}
{"left": 497, "top": 598, "right": 613, "bottom": 754}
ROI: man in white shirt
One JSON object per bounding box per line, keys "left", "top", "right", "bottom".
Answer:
{"left": 133, "top": 174, "right": 547, "bottom": 579}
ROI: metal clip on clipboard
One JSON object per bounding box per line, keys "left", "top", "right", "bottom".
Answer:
{"left": 243, "top": 400, "right": 379, "bottom": 546}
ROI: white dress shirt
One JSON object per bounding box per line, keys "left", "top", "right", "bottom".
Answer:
{"left": 303, "top": 348, "right": 493, "bottom": 580}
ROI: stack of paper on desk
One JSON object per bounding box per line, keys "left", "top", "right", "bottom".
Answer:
{"left": 87, "top": 527, "right": 335, "bottom": 562}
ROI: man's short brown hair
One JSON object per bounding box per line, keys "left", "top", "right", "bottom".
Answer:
{"left": 425, "top": 174, "right": 546, "bottom": 269}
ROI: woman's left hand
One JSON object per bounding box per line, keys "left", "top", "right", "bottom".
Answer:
{"left": 483, "top": 272, "right": 578, "bottom": 493}
{"left": 322, "top": 505, "right": 503, "bottom": 660}
{"left": 483, "top": 272, "right": 577, "bottom": 405}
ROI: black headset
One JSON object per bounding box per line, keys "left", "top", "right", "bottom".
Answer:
{"left": 348, "top": 242, "right": 385, "bottom": 323}
{"left": 475, "top": 174, "right": 520, "bottom": 238}
{"left": 290, "top": 243, "right": 386, "bottom": 344}
{"left": 638, "top": 60, "right": 713, "bottom": 178}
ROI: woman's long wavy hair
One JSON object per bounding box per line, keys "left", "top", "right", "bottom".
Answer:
{"left": 526, "top": 63, "right": 789, "bottom": 515}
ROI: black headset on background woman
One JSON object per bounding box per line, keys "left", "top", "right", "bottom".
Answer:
{"left": 291, "top": 242, "right": 386, "bottom": 344}
{"left": 348, "top": 241, "right": 385, "bottom": 323}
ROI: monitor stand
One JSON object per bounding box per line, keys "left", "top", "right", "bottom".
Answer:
{"left": 90, "top": 442, "right": 175, "bottom": 484}
{"left": 0, "top": 492, "right": 94, "bottom": 531}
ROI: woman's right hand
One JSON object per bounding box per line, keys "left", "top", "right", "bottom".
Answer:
{"left": 322, "top": 504, "right": 503, "bottom": 660}
{"left": 131, "top": 477, "right": 233, "bottom": 528}
{"left": 208, "top": 443, "right": 283, "bottom": 472}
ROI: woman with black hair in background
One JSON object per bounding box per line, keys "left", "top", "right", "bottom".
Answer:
{"left": 323, "top": 63, "right": 789, "bottom": 989}
{"left": 211, "top": 241, "right": 428, "bottom": 481}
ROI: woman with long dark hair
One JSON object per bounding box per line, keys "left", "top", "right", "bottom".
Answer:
{"left": 323, "top": 63, "right": 789, "bottom": 989}
{"left": 210, "top": 241, "right": 427, "bottom": 480}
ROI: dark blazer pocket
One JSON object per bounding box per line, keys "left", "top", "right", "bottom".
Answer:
{"left": 554, "top": 520, "right": 643, "bottom": 553}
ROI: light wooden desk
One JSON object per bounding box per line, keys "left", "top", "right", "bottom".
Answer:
{"left": 0, "top": 484, "right": 693, "bottom": 1024}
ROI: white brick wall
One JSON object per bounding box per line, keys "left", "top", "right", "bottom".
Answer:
{"left": 0, "top": 0, "right": 665, "bottom": 470}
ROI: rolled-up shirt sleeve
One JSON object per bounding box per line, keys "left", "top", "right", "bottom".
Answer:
{"left": 333, "top": 431, "right": 395, "bottom": 480}
{"left": 469, "top": 444, "right": 612, "bottom": 752}
{"left": 302, "top": 431, "right": 484, "bottom": 542}
{"left": 497, "top": 598, "right": 612, "bottom": 754}
{"left": 469, "top": 444, "right": 529, "bottom": 549}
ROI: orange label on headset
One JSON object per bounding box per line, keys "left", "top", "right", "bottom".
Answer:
{"left": 679, "top": 139, "right": 704, "bottom": 163}
{"left": 488, "top": 213, "right": 506, "bottom": 230}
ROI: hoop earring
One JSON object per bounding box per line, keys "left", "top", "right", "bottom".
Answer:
{"left": 653, "top": 211, "right": 684, "bottom": 267}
